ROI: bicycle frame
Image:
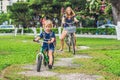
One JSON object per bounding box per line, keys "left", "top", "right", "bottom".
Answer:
{"left": 36, "top": 46, "right": 49, "bottom": 64}
{"left": 64, "top": 22, "right": 76, "bottom": 54}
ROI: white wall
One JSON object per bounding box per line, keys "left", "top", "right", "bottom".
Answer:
{"left": 1, "top": 0, "right": 27, "bottom": 13}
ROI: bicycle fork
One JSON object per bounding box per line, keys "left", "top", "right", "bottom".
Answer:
{"left": 36, "top": 52, "right": 43, "bottom": 63}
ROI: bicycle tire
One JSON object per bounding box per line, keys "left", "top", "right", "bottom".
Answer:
{"left": 68, "top": 35, "right": 71, "bottom": 52}
{"left": 68, "top": 43, "right": 71, "bottom": 52}
{"left": 71, "top": 34, "right": 75, "bottom": 55}
{"left": 37, "top": 54, "right": 42, "bottom": 72}
{"left": 65, "top": 35, "right": 70, "bottom": 52}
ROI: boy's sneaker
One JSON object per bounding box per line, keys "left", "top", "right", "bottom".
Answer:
{"left": 48, "top": 64, "right": 52, "bottom": 69}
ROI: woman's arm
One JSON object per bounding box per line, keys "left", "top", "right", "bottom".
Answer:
{"left": 62, "top": 17, "right": 65, "bottom": 24}
{"left": 74, "top": 17, "right": 79, "bottom": 22}
{"left": 61, "top": 17, "right": 65, "bottom": 27}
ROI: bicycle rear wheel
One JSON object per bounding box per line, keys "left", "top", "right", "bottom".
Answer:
{"left": 71, "top": 34, "right": 75, "bottom": 55}
{"left": 37, "top": 54, "right": 42, "bottom": 72}
{"left": 65, "top": 35, "right": 71, "bottom": 52}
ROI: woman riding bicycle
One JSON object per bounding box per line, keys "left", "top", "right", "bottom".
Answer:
{"left": 59, "top": 7, "right": 78, "bottom": 51}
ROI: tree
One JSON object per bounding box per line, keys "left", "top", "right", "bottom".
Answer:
{"left": 29, "top": 0, "right": 42, "bottom": 27}
{"left": 109, "top": 0, "right": 120, "bottom": 40}
{"left": 0, "top": 13, "right": 9, "bottom": 25}
{"left": 8, "top": 2, "right": 30, "bottom": 28}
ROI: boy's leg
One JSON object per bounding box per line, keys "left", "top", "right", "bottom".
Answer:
{"left": 48, "top": 50, "right": 53, "bottom": 65}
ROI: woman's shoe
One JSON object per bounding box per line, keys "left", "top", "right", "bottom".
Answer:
{"left": 58, "top": 49, "right": 63, "bottom": 52}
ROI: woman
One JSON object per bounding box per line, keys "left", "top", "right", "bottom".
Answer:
{"left": 59, "top": 7, "right": 78, "bottom": 51}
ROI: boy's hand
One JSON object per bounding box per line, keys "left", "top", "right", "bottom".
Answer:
{"left": 48, "top": 41, "right": 52, "bottom": 44}
{"left": 33, "top": 37, "right": 40, "bottom": 42}
{"left": 33, "top": 39, "right": 38, "bottom": 42}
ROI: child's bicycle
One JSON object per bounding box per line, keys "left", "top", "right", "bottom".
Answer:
{"left": 33, "top": 40, "right": 54, "bottom": 72}
{"left": 64, "top": 22, "right": 76, "bottom": 55}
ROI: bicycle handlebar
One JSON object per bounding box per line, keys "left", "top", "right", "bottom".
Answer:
{"left": 64, "top": 21, "right": 76, "bottom": 25}
{"left": 33, "top": 40, "right": 48, "bottom": 43}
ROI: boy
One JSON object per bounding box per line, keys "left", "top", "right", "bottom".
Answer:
{"left": 34, "top": 20, "right": 55, "bottom": 69}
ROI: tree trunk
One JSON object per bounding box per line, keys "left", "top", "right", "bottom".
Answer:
{"left": 110, "top": 0, "right": 120, "bottom": 40}
{"left": 112, "top": 6, "right": 120, "bottom": 40}
{"left": 112, "top": 6, "right": 117, "bottom": 25}
{"left": 116, "top": 14, "right": 120, "bottom": 40}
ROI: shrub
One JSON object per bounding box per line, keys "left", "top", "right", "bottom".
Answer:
{"left": 0, "top": 28, "right": 116, "bottom": 35}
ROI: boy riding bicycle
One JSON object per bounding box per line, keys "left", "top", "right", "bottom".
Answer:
{"left": 34, "top": 20, "right": 56, "bottom": 69}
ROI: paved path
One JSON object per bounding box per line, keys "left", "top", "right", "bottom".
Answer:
{"left": 18, "top": 54, "right": 103, "bottom": 80}
{"left": 76, "top": 34, "right": 117, "bottom": 39}
{"left": 0, "top": 33, "right": 117, "bottom": 39}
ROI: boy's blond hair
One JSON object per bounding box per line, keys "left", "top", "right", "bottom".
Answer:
{"left": 44, "top": 20, "right": 53, "bottom": 28}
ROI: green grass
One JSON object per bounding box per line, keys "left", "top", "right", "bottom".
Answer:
{"left": 76, "top": 38, "right": 120, "bottom": 76}
{"left": 0, "top": 35, "right": 120, "bottom": 80}
{"left": 0, "top": 35, "right": 37, "bottom": 70}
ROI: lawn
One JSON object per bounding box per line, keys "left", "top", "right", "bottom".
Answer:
{"left": 0, "top": 35, "right": 120, "bottom": 80}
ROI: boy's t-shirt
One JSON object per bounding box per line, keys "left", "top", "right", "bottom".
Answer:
{"left": 39, "top": 31, "right": 55, "bottom": 49}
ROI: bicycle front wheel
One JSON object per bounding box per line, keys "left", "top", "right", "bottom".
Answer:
{"left": 37, "top": 54, "right": 42, "bottom": 72}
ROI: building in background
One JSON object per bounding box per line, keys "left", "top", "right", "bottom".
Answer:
{"left": 0, "top": 0, "right": 27, "bottom": 13}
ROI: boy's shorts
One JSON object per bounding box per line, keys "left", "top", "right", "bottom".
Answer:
{"left": 42, "top": 46, "right": 54, "bottom": 53}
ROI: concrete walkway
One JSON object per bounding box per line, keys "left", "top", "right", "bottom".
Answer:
{"left": 76, "top": 34, "right": 117, "bottom": 39}
{"left": 0, "top": 33, "right": 117, "bottom": 39}
{"left": 56, "top": 34, "right": 117, "bottom": 39}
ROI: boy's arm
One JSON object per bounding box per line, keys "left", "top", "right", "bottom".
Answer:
{"left": 34, "top": 32, "right": 43, "bottom": 42}
{"left": 48, "top": 32, "right": 55, "bottom": 44}
{"left": 34, "top": 36, "right": 40, "bottom": 41}
{"left": 48, "top": 38, "right": 55, "bottom": 44}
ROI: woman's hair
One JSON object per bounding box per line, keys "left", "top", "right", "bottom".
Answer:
{"left": 65, "top": 7, "right": 75, "bottom": 17}
{"left": 44, "top": 20, "right": 53, "bottom": 28}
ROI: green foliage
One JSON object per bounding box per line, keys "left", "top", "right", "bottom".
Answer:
{"left": 104, "top": 4, "right": 112, "bottom": 15}
{"left": 0, "top": 28, "right": 116, "bottom": 35}
{"left": 8, "top": 2, "right": 31, "bottom": 27}
{"left": 0, "top": 13, "right": 10, "bottom": 25}
{"left": 5, "top": 0, "right": 113, "bottom": 28}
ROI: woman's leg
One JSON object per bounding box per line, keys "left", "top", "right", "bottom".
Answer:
{"left": 59, "top": 30, "right": 67, "bottom": 50}
{"left": 74, "top": 33, "right": 77, "bottom": 48}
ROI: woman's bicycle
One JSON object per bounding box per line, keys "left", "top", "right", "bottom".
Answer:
{"left": 33, "top": 40, "right": 54, "bottom": 72}
{"left": 64, "top": 22, "right": 76, "bottom": 55}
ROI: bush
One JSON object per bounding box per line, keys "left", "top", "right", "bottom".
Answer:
{"left": 0, "top": 29, "right": 14, "bottom": 33}
{"left": 0, "top": 28, "right": 116, "bottom": 35}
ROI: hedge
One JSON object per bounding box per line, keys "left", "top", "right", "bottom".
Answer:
{"left": 0, "top": 28, "right": 116, "bottom": 35}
